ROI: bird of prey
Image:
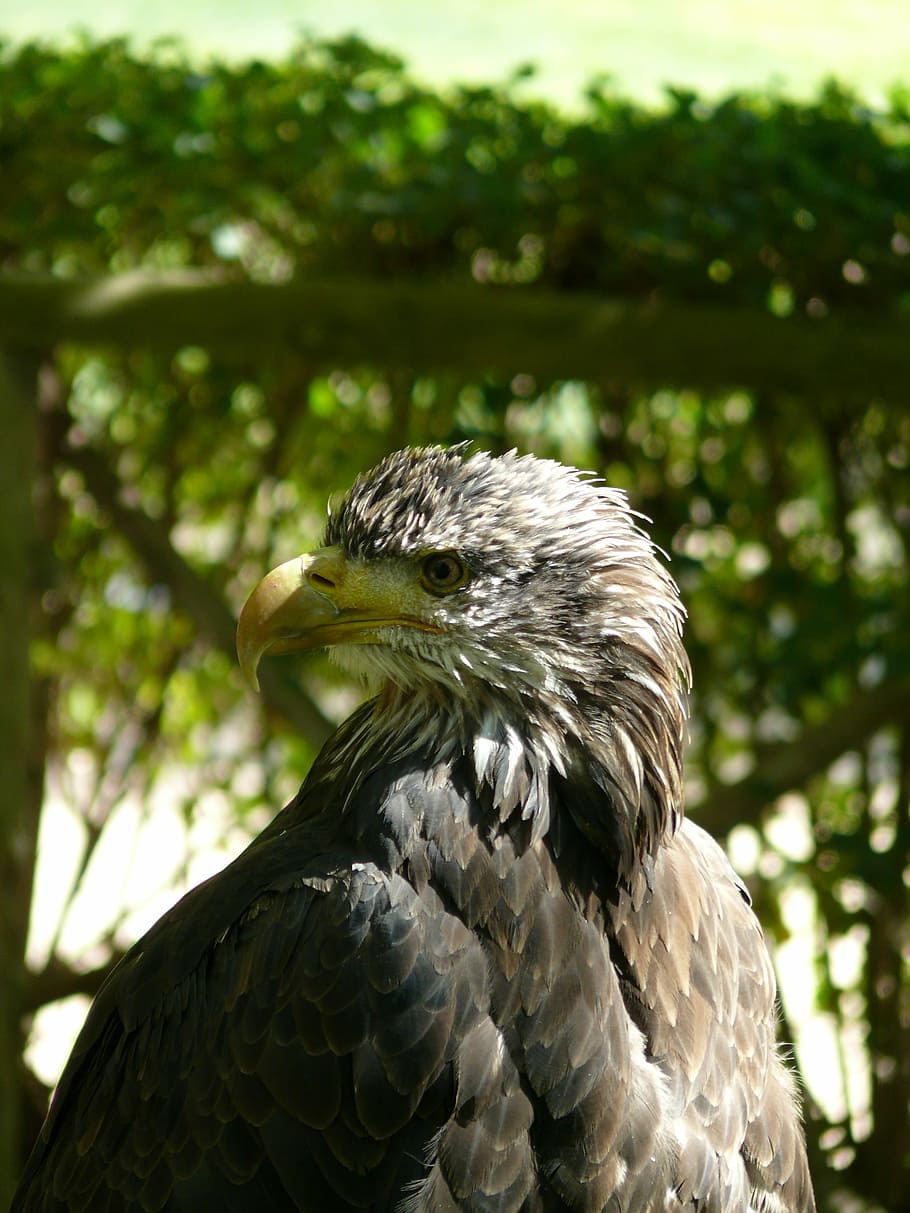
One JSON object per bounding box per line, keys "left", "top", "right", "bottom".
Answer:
{"left": 14, "top": 445, "right": 815, "bottom": 1212}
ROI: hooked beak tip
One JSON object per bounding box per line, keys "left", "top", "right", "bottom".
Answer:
{"left": 236, "top": 549, "right": 345, "bottom": 691}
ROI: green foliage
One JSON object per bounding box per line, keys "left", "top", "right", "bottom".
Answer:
{"left": 2, "top": 35, "right": 909, "bottom": 1211}
{"left": 2, "top": 35, "right": 909, "bottom": 314}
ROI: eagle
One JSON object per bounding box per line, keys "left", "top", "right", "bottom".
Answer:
{"left": 14, "top": 445, "right": 815, "bottom": 1212}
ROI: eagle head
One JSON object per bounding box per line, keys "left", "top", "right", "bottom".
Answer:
{"left": 238, "top": 445, "right": 690, "bottom": 875}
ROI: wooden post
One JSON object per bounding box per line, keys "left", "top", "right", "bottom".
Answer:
{"left": 0, "top": 348, "right": 38, "bottom": 1206}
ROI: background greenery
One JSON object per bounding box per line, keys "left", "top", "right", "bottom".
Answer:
{"left": 1, "top": 35, "right": 908, "bottom": 1211}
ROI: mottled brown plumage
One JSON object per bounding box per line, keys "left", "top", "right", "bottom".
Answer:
{"left": 14, "top": 446, "right": 815, "bottom": 1212}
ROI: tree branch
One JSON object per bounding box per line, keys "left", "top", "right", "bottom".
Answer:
{"left": 694, "top": 674, "right": 910, "bottom": 835}
{"left": 67, "top": 443, "right": 334, "bottom": 750}
{"left": 22, "top": 953, "right": 126, "bottom": 1015}
{"left": 0, "top": 271, "right": 908, "bottom": 402}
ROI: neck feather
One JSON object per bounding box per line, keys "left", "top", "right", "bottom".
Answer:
{"left": 307, "top": 666, "right": 686, "bottom": 887}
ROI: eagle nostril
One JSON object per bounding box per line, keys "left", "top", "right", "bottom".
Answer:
{"left": 308, "top": 570, "right": 336, "bottom": 591}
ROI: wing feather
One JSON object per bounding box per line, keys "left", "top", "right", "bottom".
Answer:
{"left": 607, "top": 817, "right": 814, "bottom": 1211}
{"left": 13, "top": 813, "right": 515, "bottom": 1212}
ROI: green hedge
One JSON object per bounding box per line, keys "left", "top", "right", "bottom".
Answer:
{"left": 2, "top": 35, "right": 908, "bottom": 316}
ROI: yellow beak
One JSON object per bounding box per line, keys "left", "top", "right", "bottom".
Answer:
{"left": 236, "top": 546, "right": 440, "bottom": 691}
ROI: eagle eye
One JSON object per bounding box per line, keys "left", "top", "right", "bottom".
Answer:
{"left": 420, "top": 551, "right": 470, "bottom": 595}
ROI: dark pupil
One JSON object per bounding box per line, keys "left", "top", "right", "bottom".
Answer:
{"left": 429, "top": 556, "right": 458, "bottom": 584}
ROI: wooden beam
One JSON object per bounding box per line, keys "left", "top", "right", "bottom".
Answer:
{"left": 0, "top": 271, "right": 907, "bottom": 400}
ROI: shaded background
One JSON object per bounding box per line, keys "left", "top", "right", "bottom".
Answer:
{"left": 1, "top": 5, "right": 909, "bottom": 1210}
